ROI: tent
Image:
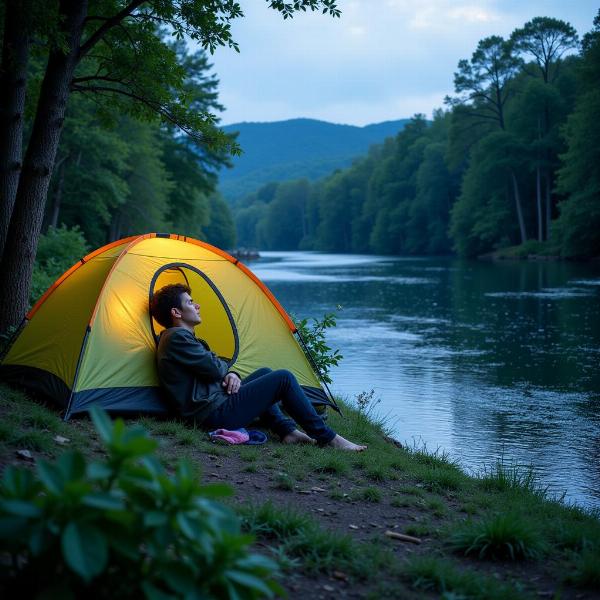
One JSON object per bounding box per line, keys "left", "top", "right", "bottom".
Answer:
{"left": 0, "top": 233, "right": 336, "bottom": 419}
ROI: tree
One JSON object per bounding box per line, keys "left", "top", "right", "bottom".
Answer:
{"left": 511, "top": 17, "right": 578, "bottom": 239}
{"left": 0, "top": 0, "right": 340, "bottom": 334}
{"left": 554, "top": 11, "right": 600, "bottom": 256}
{"left": 447, "top": 35, "right": 527, "bottom": 243}
{"left": 204, "top": 193, "right": 236, "bottom": 249}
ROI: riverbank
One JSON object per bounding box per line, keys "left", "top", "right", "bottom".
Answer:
{"left": 479, "top": 240, "right": 600, "bottom": 262}
{"left": 1, "top": 383, "right": 599, "bottom": 599}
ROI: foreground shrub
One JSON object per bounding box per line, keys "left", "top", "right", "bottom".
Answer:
{"left": 450, "top": 512, "right": 546, "bottom": 561}
{"left": 0, "top": 407, "right": 280, "bottom": 599}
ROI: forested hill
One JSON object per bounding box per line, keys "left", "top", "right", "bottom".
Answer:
{"left": 219, "top": 118, "right": 409, "bottom": 202}
{"left": 233, "top": 14, "right": 600, "bottom": 260}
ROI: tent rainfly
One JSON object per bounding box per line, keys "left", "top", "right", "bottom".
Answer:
{"left": 0, "top": 233, "right": 337, "bottom": 419}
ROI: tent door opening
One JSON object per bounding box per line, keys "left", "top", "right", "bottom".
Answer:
{"left": 150, "top": 263, "right": 239, "bottom": 364}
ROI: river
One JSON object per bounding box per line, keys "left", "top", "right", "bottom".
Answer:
{"left": 249, "top": 252, "right": 600, "bottom": 510}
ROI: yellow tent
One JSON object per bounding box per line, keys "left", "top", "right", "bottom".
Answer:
{"left": 0, "top": 233, "right": 335, "bottom": 418}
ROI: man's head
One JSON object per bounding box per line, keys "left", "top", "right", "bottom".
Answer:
{"left": 150, "top": 284, "right": 201, "bottom": 330}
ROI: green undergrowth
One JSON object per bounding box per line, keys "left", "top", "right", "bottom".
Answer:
{"left": 2, "top": 384, "right": 600, "bottom": 595}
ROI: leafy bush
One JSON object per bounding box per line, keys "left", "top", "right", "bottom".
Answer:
{"left": 0, "top": 407, "right": 281, "bottom": 599}
{"left": 293, "top": 311, "right": 343, "bottom": 384}
{"left": 30, "top": 225, "right": 90, "bottom": 304}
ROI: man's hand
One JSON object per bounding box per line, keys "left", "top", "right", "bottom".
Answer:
{"left": 222, "top": 372, "right": 241, "bottom": 395}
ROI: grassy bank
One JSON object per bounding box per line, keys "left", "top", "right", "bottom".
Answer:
{"left": 1, "top": 383, "right": 599, "bottom": 599}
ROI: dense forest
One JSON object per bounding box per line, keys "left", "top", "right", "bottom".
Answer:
{"left": 233, "top": 14, "right": 600, "bottom": 259}
{"left": 219, "top": 118, "right": 409, "bottom": 201}
{"left": 25, "top": 46, "right": 237, "bottom": 252}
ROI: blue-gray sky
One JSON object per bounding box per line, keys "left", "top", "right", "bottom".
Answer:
{"left": 208, "top": 0, "right": 598, "bottom": 126}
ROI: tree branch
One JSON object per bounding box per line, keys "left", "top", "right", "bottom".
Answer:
{"left": 71, "top": 83, "right": 211, "bottom": 142}
{"left": 79, "top": 0, "right": 146, "bottom": 59}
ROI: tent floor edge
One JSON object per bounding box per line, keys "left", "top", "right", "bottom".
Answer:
{"left": 69, "top": 386, "right": 170, "bottom": 417}
{"left": 0, "top": 364, "right": 71, "bottom": 410}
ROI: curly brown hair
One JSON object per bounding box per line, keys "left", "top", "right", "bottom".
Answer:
{"left": 150, "top": 283, "right": 191, "bottom": 328}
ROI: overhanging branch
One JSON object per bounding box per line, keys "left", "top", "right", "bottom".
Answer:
{"left": 79, "top": 0, "right": 146, "bottom": 59}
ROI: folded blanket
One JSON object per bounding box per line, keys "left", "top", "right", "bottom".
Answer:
{"left": 209, "top": 428, "right": 268, "bottom": 445}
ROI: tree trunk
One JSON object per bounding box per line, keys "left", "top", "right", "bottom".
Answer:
{"left": 545, "top": 170, "right": 552, "bottom": 239}
{"left": 510, "top": 169, "right": 527, "bottom": 244}
{"left": 49, "top": 160, "right": 66, "bottom": 229}
{"left": 0, "top": 0, "right": 88, "bottom": 333}
{"left": 0, "top": 0, "right": 30, "bottom": 259}
{"left": 536, "top": 165, "right": 543, "bottom": 242}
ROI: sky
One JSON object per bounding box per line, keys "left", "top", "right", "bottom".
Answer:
{"left": 206, "top": 0, "right": 599, "bottom": 127}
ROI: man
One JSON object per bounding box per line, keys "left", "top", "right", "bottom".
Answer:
{"left": 150, "top": 283, "right": 366, "bottom": 451}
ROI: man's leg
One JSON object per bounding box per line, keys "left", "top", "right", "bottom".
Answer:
{"left": 238, "top": 370, "right": 335, "bottom": 445}
{"left": 203, "top": 369, "right": 335, "bottom": 444}
{"left": 203, "top": 370, "right": 297, "bottom": 439}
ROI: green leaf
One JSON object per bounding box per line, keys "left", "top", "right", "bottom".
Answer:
{"left": 81, "top": 492, "right": 125, "bottom": 511}
{"left": 36, "top": 460, "right": 64, "bottom": 495}
{"left": 28, "top": 522, "right": 52, "bottom": 556}
{"left": 225, "top": 569, "right": 274, "bottom": 597}
{"left": 2, "top": 465, "right": 36, "bottom": 496}
{"left": 141, "top": 582, "right": 176, "bottom": 600}
{"left": 176, "top": 512, "right": 203, "bottom": 540}
{"left": 160, "top": 562, "right": 197, "bottom": 595}
{"left": 0, "top": 516, "right": 29, "bottom": 539}
{"left": 61, "top": 521, "right": 108, "bottom": 582}
{"left": 122, "top": 436, "right": 158, "bottom": 457}
{"left": 197, "top": 483, "right": 234, "bottom": 499}
{"left": 0, "top": 498, "right": 42, "bottom": 518}
{"left": 144, "top": 511, "right": 168, "bottom": 527}
{"left": 58, "top": 451, "right": 86, "bottom": 480}
{"left": 87, "top": 461, "right": 113, "bottom": 480}
{"left": 89, "top": 406, "right": 113, "bottom": 443}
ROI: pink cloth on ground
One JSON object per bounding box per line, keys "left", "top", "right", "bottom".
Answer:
{"left": 209, "top": 428, "right": 250, "bottom": 444}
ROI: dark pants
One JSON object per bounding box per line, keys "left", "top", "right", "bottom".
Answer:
{"left": 202, "top": 368, "right": 336, "bottom": 445}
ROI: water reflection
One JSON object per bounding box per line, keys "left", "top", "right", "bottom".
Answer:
{"left": 250, "top": 252, "right": 600, "bottom": 509}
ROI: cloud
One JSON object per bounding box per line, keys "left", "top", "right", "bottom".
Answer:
{"left": 207, "top": 0, "right": 599, "bottom": 126}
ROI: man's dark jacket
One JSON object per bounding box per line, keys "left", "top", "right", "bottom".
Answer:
{"left": 156, "top": 327, "right": 232, "bottom": 422}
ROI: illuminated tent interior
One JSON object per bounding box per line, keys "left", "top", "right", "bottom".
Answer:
{"left": 0, "top": 233, "right": 334, "bottom": 418}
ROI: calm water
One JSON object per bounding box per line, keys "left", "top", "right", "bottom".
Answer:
{"left": 250, "top": 252, "right": 600, "bottom": 510}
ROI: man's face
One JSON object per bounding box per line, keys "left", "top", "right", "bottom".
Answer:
{"left": 173, "top": 292, "right": 201, "bottom": 326}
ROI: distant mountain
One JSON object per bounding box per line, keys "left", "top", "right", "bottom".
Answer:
{"left": 218, "top": 118, "right": 409, "bottom": 203}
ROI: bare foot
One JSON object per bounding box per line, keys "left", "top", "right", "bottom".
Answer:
{"left": 282, "top": 429, "right": 316, "bottom": 445}
{"left": 328, "top": 434, "right": 367, "bottom": 452}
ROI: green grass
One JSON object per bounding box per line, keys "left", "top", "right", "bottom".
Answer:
{"left": 567, "top": 545, "right": 600, "bottom": 590}
{"left": 0, "top": 386, "right": 86, "bottom": 456}
{"left": 3, "top": 386, "right": 600, "bottom": 597}
{"left": 310, "top": 452, "right": 349, "bottom": 475}
{"left": 426, "top": 496, "right": 447, "bottom": 517}
{"left": 365, "top": 465, "right": 389, "bottom": 482}
{"left": 353, "top": 486, "right": 382, "bottom": 503}
{"left": 450, "top": 512, "right": 546, "bottom": 561}
{"left": 477, "top": 459, "right": 547, "bottom": 497}
{"left": 273, "top": 472, "right": 295, "bottom": 491}
{"left": 403, "top": 556, "right": 526, "bottom": 599}
{"left": 239, "top": 501, "right": 393, "bottom": 579}
{"left": 391, "top": 495, "right": 425, "bottom": 509}
{"left": 405, "top": 522, "right": 433, "bottom": 537}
